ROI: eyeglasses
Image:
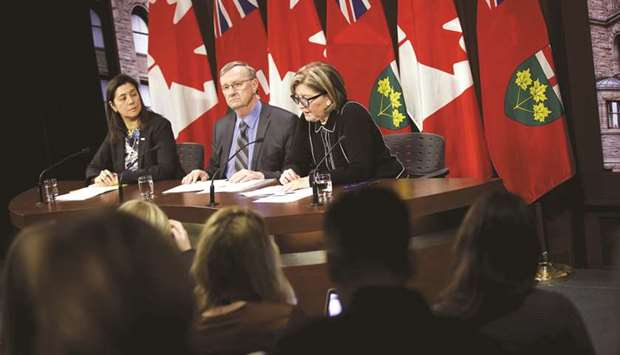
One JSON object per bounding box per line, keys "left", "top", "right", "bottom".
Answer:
{"left": 221, "top": 78, "right": 253, "bottom": 92}
{"left": 290, "top": 93, "right": 324, "bottom": 108}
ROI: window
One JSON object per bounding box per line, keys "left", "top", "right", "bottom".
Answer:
{"left": 131, "top": 10, "right": 148, "bottom": 56}
{"left": 90, "top": 10, "right": 105, "bottom": 49}
{"left": 608, "top": 101, "right": 620, "bottom": 128}
{"left": 139, "top": 82, "right": 151, "bottom": 107}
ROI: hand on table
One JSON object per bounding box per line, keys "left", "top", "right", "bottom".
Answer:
{"left": 182, "top": 169, "right": 209, "bottom": 184}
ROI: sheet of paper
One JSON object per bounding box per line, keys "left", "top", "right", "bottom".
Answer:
{"left": 252, "top": 188, "right": 314, "bottom": 203}
{"left": 56, "top": 185, "right": 118, "bottom": 201}
{"left": 162, "top": 181, "right": 212, "bottom": 194}
{"left": 197, "top": 179, "right": 275, "bottom": 194}
{"left": 241, "top": 185, "right": 286, "bottom": 197}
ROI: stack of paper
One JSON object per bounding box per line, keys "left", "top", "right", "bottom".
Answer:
{"left": 56, "top": 185, "right": 118, "bottom": 201}
{"left": 252, "top": 188, "right": 314, "bottom": 203}
{"left": 163, "top": 179, "right": 275, "bottom": 194}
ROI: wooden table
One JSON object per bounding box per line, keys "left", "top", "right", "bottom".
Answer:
{"left": 10, "top": 178, "right": 503, "bottom": 234}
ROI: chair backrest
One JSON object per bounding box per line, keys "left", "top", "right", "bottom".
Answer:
{"left": 383, "top": 132, "right": 448, "bottom": 178}
{"left": 176, "top": 143, "right": 204, "bottom": 175}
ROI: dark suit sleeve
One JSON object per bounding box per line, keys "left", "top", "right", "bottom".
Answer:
{"left": 205, "top": 119, "right": 223, "bottom": 178}
{"left": 260, "top": 110, "right": 299, "bottom": 179}
{"left": 329, "top": 103, "right": 375, "bottom": 184}
{"left": 123, "top": 117, "right": 181, "bottom": 182}
{"left": 85, "top": 137, "right": 113, "bottom": 183}
{"left": 283, "top": 117, "right": 313, "bottom": 177}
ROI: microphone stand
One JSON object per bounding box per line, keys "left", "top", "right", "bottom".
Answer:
{"left": 118, "top": 172, "right": 124, "bottom": 203}
{"left": 207, "top": 137, "right": 264, "bottom": 207}
{"left": 208, "top": 168, "right": 220, "bottom": 207}
{"left": 38, "top": 147, "right": 91, "bottom": 204}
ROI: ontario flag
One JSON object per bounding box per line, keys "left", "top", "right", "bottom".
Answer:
{"left": 477, "top": 0, "right": 574, "bottom": 203}
{"left": 214, "top": 0, "right": 269, "bottom": 100}
{"left": 147, "top": 0, "right": 220, "bottom": 161}
{"left": 397, "top": 0, "right": 492, "bottom": 179}
{"left": 267, "top": 0, "right": 325, "bottom": 114}
{"left": 327, "top": 0, "right": 411, "bottom": 135}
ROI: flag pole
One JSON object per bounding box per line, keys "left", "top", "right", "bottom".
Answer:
{"left": 534, "top": 202, "right": 572, "bottom": 282}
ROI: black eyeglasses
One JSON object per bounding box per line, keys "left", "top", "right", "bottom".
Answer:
{"left": 290, "top": 93, "right": 325, "bottom": 108}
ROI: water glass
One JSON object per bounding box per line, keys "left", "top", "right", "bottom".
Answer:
{"left": 314, "top": 172, "right": 333, "bottom": 204}
{"left": 138, "top": 175, "right": 154, "bottom": 200}
{"left": 42, "top": 178, "right": 59, "bottom": 203}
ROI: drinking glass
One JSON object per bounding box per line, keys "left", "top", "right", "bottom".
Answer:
{"left": 314, "top": 172, "right": 332, "bottom": 204}
{"left": 138, "top": 175, "right": 154, "bottom": 200}
{"left": 42, "top": 178, "right": 59, "bottom": 203}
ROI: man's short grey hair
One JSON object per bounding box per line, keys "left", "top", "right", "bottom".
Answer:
{"left": 219, "top": 61, "right": 257, "bottom": 79}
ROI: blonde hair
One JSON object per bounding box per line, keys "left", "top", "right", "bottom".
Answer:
{"left": 191, "top": 207, "right": 294, "bottom": 311}
{"left": 290, "top": 61, "right": 347, "bottom": 113}
{"left": 118, "top": 200, "right": 170, "bottom": 236}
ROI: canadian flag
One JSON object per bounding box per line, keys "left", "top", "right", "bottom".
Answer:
{"left": 147, "top": 0, "right": 221, "bottom": 161}
{"left": 267, "top": 0, "right": 325, "bottom": 114}
{"left": 214, "top": 0, "right": 269, "bottom": 100}
{"left": 398, "top": 0, "right": 492, "bottom": 178}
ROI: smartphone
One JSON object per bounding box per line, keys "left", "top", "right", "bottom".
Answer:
{"left": 324, "top": 288, "right": 342, "bottom": 317}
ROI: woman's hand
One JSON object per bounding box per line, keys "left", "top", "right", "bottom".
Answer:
{"left": 170, "top": 219, "right": 192, "bottom": 252}
{"left": 94, "top": 170, "right": 118, "bottom": 186}
{"left": 282, "top": 176, "right": 310, "bottom": 193}
{"left": 279, "top": 169, "right": 300, "bottom": 185}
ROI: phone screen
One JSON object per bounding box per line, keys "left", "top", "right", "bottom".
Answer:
{"left": 326, "top": 289, "right": 342, "bottom": 317}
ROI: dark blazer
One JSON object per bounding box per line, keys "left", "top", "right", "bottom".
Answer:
{"left": 284, "top": 101, "right": 405, "bottom": 185}
{"left": 86, "top": 112, "right": 182, "bottom": 183}
{"left": 206, "top": 102, "right": 297, "bottom": 179}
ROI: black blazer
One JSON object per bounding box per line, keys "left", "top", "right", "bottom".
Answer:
{"left": 285, "top": 101, "right": 404, "bottom": 185}
{"left": 86, "top": 112, "right": 182, "bottom": 183}
{"left": 206, "top": 102, "right": 297, "bottom": 179}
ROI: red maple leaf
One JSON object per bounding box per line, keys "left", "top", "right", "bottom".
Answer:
{"left": 148, "top": 1, "right": 212, "bottom": 91}
{"left": 400, "top": 1, "right": 468, "bottom": 75}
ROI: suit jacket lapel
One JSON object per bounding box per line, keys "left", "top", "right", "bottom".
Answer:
{"left": 251, "top": 104, "right": 270, "bottom": 170}
{"left": 220, "top": 111, "right": 236, "bottom": 173}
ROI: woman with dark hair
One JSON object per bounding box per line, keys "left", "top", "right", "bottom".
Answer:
{"left": 190, "top": 206, "right": 303, "bottom": 355}
{"left": 1, "top": 210, "right": 194, "bottom": 355}
{"left": 86, "top": 73, "right": 182, "bottom": 185}
{"left": 279, "top": 61, "right": 404, "bottom": 189}
{"left": 434, "top": 190, "right": 595, "bottom": 355}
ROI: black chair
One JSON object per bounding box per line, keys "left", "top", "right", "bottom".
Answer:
{"left": 176, "top": 142, "right": 204, "bottom": 175}
{"left": 383, "top": 132, "right": 449, "bottom": 178}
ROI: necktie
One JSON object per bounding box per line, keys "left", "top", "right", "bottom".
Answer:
{"left": 234, "top": 121, "right": 249, "bottom": 172}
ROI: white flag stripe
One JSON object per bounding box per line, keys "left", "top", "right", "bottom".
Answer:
{"left": 535, "top": 50, "right": 554, "bottom": 80}
{"left": 535, "top": 50, "right": 564, "bottom": 106}
{"left": 148, "top": 65, "right": 218, "bottom": 138}
{"left": 398, "top": 29, "right": 474, "bottom": 131}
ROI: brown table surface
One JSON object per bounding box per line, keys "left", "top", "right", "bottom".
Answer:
{"left": 10, "top": 178, "right": 503, "bottom": 235}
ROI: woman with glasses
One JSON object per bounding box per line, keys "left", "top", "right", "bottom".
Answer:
{"left": 279, "top": 62, "right": 404, "bottom": 189}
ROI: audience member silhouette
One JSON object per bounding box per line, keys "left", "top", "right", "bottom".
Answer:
{"left": 1, "top": 210, "right": 194, "bottom": 355}
{"left": 274, "top": 187, "right": 498, "bottom": 355}
{"left": 119, "top": 199, "right": 191, "bottom": 252}
{"left": 434, "top": 190, "right": 595, "bottom": 355}
{"left": 190, "top": 207, "right": 302, "bottom": 355}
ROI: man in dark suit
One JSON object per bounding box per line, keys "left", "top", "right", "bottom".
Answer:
{"left": 182, "top": 61, "right": 297, "bottom": 183}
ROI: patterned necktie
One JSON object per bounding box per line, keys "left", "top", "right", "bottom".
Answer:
{"left": 234, "top": 121, "right": 249, "bottom": 172}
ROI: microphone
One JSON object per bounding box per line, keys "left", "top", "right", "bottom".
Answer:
{"left": 38, "top": 147, "right": 91, "bottom": 203}
{"left": 208, "top": 137, "right": 265, "bottom": 207}
{"left": 309, "top": 135, "right": 346, "bottom": 206}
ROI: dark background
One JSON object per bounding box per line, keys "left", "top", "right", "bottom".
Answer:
{"left": 3, "top": 0, "right": 617, "bottom": 266}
